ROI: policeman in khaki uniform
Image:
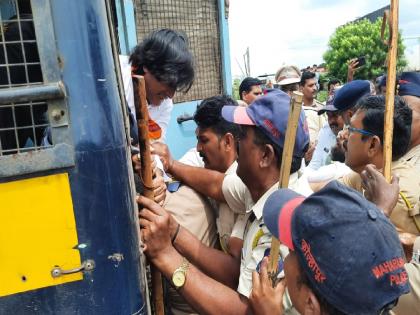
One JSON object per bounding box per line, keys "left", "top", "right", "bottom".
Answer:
{"left": 138, "top": 90, "right": 310, "bottom": 314}
{"left": 391, "top": 72, "right": 420, "bottom": 314}
{"left": 156, "top": 95, "right": 246, "bottom": 315}
{"left": 340, "top": 155, "right": 420, "bottom": 235}
{"left": 153, "top": 95, "right": 248, "bottom": 253}
{"left": 220, "top": 91, "right": 311, "bottom": 303}
{"left": 329, "top": 83, "right": 419, "bottom": 236}
{"left": 341, "top": 78, "right": 420, "bottom": 236}
{"left": 377, "top": 71, "right": 420, "bottom": 235}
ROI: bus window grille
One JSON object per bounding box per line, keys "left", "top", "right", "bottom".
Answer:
{"left": 134, "top": 0, "right": 222, "bottom": 104}
{"left": 0, "top": 0, "right": 50, "bottom": 155}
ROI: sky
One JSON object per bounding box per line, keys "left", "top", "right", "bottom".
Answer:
{"left": 228, "top": 0, "right": 420, "bottom": 78}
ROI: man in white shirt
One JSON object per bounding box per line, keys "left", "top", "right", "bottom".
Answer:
{"left": 128, "top": 29, "right": 194, "bottom": 141}
{"left": 308, "top": 89, "right": 344, "bottom": 170}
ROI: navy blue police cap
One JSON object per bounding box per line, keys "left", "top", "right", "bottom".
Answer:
{"left": 398, "top": 72, "right": 420, "bottom": 97}
{"left": 263, "top": 181, "right": 409, "bottom": 315}
{"left": 332, "top": 80, "right": 371, "bottom": 111}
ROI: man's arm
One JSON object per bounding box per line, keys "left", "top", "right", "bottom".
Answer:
{"left": 153, "top": 247, "right": 250, "bottom": 315}
{"left": 347, "top": 58, "right": 359, "bottom": 82}
{"left": 138, "top": 196, "right": 250, "bottom": 314}
{"left": 139, "top": 196, "right": 241, "bottom": 288}
{"left": 152, "top": 142, "right": 226, "bottom": 202}
{"left": 174, "top": 225, "right": 242, "bottom": 289}
{"left": 308, "top": 127, "right": 329, "bottom": 171}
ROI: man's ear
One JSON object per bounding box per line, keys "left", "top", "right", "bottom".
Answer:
{"left": 367, "top": 135, "right": 382, "bottom": 158}
{"left": 302, "top": 289, "right": 322, "bottom": 315}
{"left": 259, "top": 144, "right": 275, "bottom": 168}
{"left": 222, "top": 133, "right": 235, "bottom": 151}
{"left": 143, "top": 66, "right": 149, "bottom": 74}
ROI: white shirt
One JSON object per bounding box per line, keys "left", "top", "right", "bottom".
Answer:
{"left": 148, "top": 98, "right": 173, "bottom": 142}
{"left": 306, "top": 162, "right": 351, "bottom": 183}
{"left": 179, "top": 148, "right": 204, "bottom": 167}
{"left": 119, "top": 55, "right": 136, "bottom": 119}
{"left": 308, "top": 123, "right": 337, "bottom": 170}
{"left": 119, "top": 55, "right": 173, "bottom": 142}
{"left": 221, "top": 172, "right": 309, "bottom": 314}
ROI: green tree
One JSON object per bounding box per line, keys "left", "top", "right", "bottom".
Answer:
{"left": 323, "top": 18, "right": 406, "bottom": 82}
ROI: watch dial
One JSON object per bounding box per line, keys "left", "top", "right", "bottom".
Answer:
{"left": 173, "top": 271, "right": 186, "bottom": 287}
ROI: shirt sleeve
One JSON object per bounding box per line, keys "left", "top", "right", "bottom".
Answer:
{"left": 230, "top": 214, "right": 248, "bottom": 240}
{"left": 338, "top": 171, "right": 362, "bottom": 191}
{"left": 222, "top": 174, "right": 251, "bottom": 214}
{"left": 237, "top": 227, "right": 274, "bottom": 298}
{"left": 303, "top": 109, "right": 326, "bottom": 143}
{"left": 308, "top": 126, "right": 329, "bottom": 170}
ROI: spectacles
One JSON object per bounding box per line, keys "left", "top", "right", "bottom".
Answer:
{"left": 347, "top": 126, "right": 376, "bottom": 137}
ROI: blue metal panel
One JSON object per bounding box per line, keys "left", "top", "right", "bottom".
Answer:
{"left": 124, "top": 0, "right": 138, "bottom": 52}
{"left": 0, "top": 1, "right": 147, "bottom": 314}
{"left": 218, "top": 0, "right": 232, "bottom": 96}
{"left": 166, "top": 100, "right": 200, "bottom": 160}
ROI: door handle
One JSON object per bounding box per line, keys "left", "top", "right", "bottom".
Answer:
{"left": 51, "top": 259, "right": 95, "bottom": 278}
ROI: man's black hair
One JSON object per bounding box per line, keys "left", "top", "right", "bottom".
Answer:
{"left": 355, "top": 95, "right": 412, "bottom": 160}
{"left": 239, "top": 77, "right": 262, "bottom": 100}
{"left": 193, "top": 95, "right": 242, "bottom": 140}
{"left": 130, "top": 29, "right": 194, "bottom": 92}
{"left": 253, "top": 127, "right": 305, "bottom": 173}
{"left": 327, "top": 78, "right": 341, "bottom": 91}
{"left": 300, "top": 71, "right": 316, "bottom": 86}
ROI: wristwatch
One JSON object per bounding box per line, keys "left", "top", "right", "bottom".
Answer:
{"left": 172, "top": 257, "right": 189, "bottom": 289}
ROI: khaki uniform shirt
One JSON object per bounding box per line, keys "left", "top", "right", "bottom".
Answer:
{"left": 392, "top": 237, "right": 420, "bottom": 315}
{"left": 303, "top": 101, "right": 327, "bottom": 144}
{"left": 222, "top": 172, "right": 311, "bottom": 314}
{"left": 164, "top": 185, "right": 217, "bottom": 249}
{"left": 340, "top": 145, "right": 420, "bottom": 235}
{"left": 164, "top": 185, "right": 218, "bottom": 315}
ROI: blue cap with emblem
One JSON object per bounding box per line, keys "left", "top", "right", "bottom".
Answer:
{"left": 263, "top": 181, "right": 409, "bottom": 315}
{"left": 221, "top": 89, "right": 310, "bottom": 158}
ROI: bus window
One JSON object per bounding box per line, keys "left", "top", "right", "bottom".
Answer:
{"left": 0, "top": 0, "right": 73, "bottom": 178}
{"left": 1, "top": 0, "right": 48, "bottom": 155}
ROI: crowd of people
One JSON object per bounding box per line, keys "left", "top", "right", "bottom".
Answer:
{"left": 125, "top": 28, "right": 420, "bottom": 315}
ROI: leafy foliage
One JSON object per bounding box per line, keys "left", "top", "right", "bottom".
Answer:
{"left": 323, "top": 18, "right": 406, "bottom": 82}
{"left": 317, "top": 90, "right": 328, "bottom": 103}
